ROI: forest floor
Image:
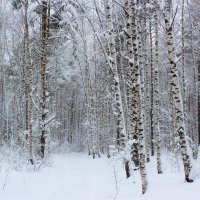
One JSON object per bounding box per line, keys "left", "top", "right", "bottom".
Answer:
{"left": 0, "top": 153, "right": 200, "bottom": 200}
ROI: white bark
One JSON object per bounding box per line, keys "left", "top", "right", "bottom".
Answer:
{"left": 104, "top": 0, "right": 127, "bottom": 149}
{"left": 129, "top": 0, "right": 148, "bottom": 193}
{"left": 154, "top": 0, "right": 162, "bottom": 174}
{"left": 164, "top": 0, "right": 193, "bottom": 182}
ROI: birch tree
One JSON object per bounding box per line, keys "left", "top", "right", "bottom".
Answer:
{"left": 123, "top": 0, "right": 148, "bottom": 193}
{"left": 164, "top": 0, "right": 193, "bottom": 182}
{"left": 104, "top": 0, "right": 127, "bottom": 149}
{"left": 154, "top": 0, "right": 162, "bottom": 174}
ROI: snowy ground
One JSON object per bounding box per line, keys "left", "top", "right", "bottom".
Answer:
{"left": 0, "top": 153, "right": 200, "bottom": 200}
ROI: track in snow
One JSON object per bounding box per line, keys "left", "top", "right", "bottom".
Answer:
{"left": 1, "top": 153, "right": 200, "bottom": 200}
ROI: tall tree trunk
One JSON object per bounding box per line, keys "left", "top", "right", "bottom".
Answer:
{"left": 123, "top": 0, "right": 133, "bottom": 178}
{"left": 164, "top": 0, "right": 193, "bottom": 182}
{"left": 198, "top": 61, "right": 200, "bottom": 145}
{"left": 40, "top": 0, "right": 49, "bottom": 159}
{"left": 154, "top": 0, "right": 162, "bottom": 174}
{"left": 144, "top": 0, "right": 151, "bottom": 163}
{"left": 149, "top": 20, "right": 154, "bottom": 156}
{"left": 182, "top": 0, "right": 188, "bottom": 134}
{"left": 0, "top": 0, "right": 4, "bottom": 137}
{"left": 129, "top": 0, "right": 140, "bottom": 168}
{"left": 129, "top": 0, "right": 148, "bottom": 194}
{"left": 24, "top": 0, "right": 34, "bottom": 164}
{"left": 104, "top": 0, "right": 127, "bottom": 149}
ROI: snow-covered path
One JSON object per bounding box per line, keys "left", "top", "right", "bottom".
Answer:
{"left": 1, "top": 153, "right": 200, "bottom": 200}
{"left": 0, "top": 154, "right": 117, "bottom": 200}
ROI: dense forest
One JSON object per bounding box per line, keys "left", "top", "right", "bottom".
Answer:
{"left": 0, "top": 0, "right": 200, "bottom": 196}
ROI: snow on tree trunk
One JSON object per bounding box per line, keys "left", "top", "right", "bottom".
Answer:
{"left": 154, "top": 0, "right": 162, "bottom": 174}
{"left": 128, "top": 0, "right": 140, "bottom": 168}
{"left": 149, "top": 20, "right": 154, "bottom": 157}
{"left": 104, "top": 0, "right": 127, "bottom": 149}
{"left": 164, "top": 0, "right": 193, "bottom": 182}
{"left": 182, "top": 0, "right": 187, "bottom": 120}
{"left": 0, "top": 0, "right": 4, "bottom": 138}
{"left": 24, "top": 0, "right": 34, "bottom": 164}
{"left": 142, "top": 0, "right": 151, "bottom": 163}
{"left": 123, "top": 0, "right": 134, "bottom": 178}
{"left": 128, "top": 0, "right": 148, "bottom": 194}
{"left": 197, "top": 60, "right": 200, "bottom": 146}
{"left": 40, "top": 0, "right": 49, "bottom": 159}
{"left": 137, "top": 15, "right": 148, "bottom": 197}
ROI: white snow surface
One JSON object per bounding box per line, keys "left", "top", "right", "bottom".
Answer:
{"left": 0, "top": 153, "right": 200, "bottom": 200}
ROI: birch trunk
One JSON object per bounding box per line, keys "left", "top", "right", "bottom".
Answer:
{"left": 182, "top": 0, "right": 188, "bottom": 135}
{"left": 197, "top": 61, "right": 200, "bottom": 145}
{"left": 144, "top": 0, "right": 151, "bottom": 162}
{"left": 129, "top": 0, "right": 140, "bottom": 168}
{"left": 104, "top": 0, "right": 127, "bottom": 149}
{"left": 129, "top": 0, "right": 148, "bottom": 193}
{"left": 40, "top": 0, "right": 49, "bottom": 159}
{"left": 123, "top": 0, "right": 134, "bottom": 178}
{"left": 164, "top": 0, "right": 193, "bottom": 182}
{"left": 149, "top": 20, "right": 154, "bottom": 156}
{"left": 154, "top": 0, "right": 162, "bottom": 174}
